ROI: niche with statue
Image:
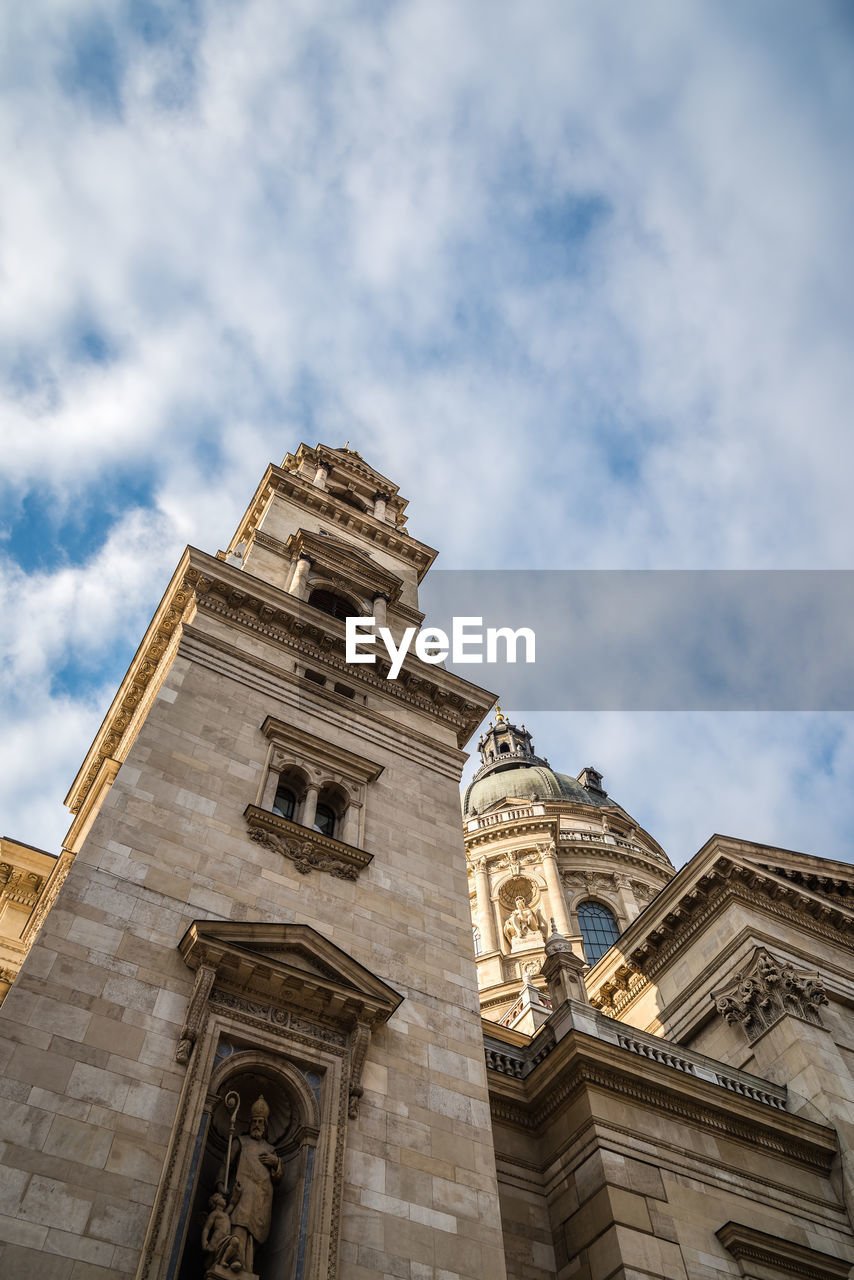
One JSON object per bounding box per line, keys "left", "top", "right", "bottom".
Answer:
{"left": 178, "top": 1051, "right": 320, "bottom": 1280}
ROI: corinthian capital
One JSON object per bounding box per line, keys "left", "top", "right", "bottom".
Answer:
{"left": 712, "top": 947, "right": 827, "bottom": 1044}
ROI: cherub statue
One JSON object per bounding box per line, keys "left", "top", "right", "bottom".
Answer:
{"left": 201, "top": 1188, "right": 242, "bottom": 1272}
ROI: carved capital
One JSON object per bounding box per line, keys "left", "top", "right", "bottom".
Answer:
{"left": 712, "top": 948, "right": 828, "bottom": 1044}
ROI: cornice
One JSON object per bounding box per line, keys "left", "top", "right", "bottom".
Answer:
{"left": 65, "top": 547, "right": 494, "bottom": 818}
{"left": 231, "top": 465, "right": 437, "bottom": 582}
{"left": 716, "top": 1220, "right": 852, "bottom": 1279}
{"left": 587, "top": 854, "right": 854, "bottom": 1017}
{"left": 192, "top": 554, "right": 494, "bottom": 745}
{"left": 284, "top": 528, "right": 405, "bottom": 603}
{"left": 179, "top": 919, "right": 403, "bottom": 1030}
{"left": 486, "top": 1031, "right": 836, "bottom": 1172}
{"left": 311, "top": 444, "right": 403, "bottom": 501}
{"left": 65, "top": 551, "right": 198, "bottom": 815}
{"left": 21, "top": 850, "right": 74, "bottom": 946}
{"left": 177, "top": 625, "right": 467, "bottom": 778}
{"left": 260, "top": 717, "right": 383, "bottom": 783}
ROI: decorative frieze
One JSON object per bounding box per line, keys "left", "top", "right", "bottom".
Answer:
{"left": 713, "top": 948, "right": 828, "bottom": 1043}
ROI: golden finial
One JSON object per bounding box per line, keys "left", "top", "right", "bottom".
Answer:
{"left": 495, "top": 704, "right": 505, "bottom": 723}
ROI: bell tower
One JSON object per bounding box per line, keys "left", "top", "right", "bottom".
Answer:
{"left": 0, "top": 444, "right": 506, "bottom": 1280}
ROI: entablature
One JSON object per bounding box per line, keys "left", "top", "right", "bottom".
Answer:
{"left": 227, "top": 463, "right": 437, "bottom": 583}
{"left": 484, "top": 1000, "right": 838, "bottom": 1179}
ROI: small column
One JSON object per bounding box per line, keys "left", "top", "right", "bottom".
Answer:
{"left": 372, "top": 593, "right": 389, "bottom": 629}
{"left": 474, "top": 858, "right": 500, "bottom": 954}
{"left": 301, "top": 785, "right": 319, "bottom": 831}
{"left": 261, "top": 767, "right": 280, "bottom": 811}
{"left": 340, "top": 802, "right": 361, "bottom": 847}
{"left": 373, "top": 492, "right": 388, "bottom": 521}
{"left": 615, "top": 873, "right": 640, "bottom": 924}
{"left": 313, "top": 461, "right": 330, "bottom": 489}
{"left": 540, "top": 840, "right": 571, "bottom": 936}
{"left": 289, "top": 553, "right": 313, "bottom": 599}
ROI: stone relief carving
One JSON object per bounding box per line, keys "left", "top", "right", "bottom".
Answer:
{"left": 248, "top": 825, "right": 360, "bottom": 881}
{"left": 495, "top": 850, "right": 538, "bottom": 877}
{"left": 497, "top": 873, "right": 539, "bottom": 910}
{"left": 561, "top": 869, "right": 617, "bottom": 894}
{"left": 347, "top": 1021, "right": 372, "bottom": 1119}
{"left": 630, "top": 879, "right": 655, "bottom": 903}
{"left": 713, "top": 948, "right": 828, "bottom": 1044}
{"left": 176, "top": 961, "right": 217, "bottom": 1066}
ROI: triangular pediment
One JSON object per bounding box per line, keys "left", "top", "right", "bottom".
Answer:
{"left": 179, "top": 920, "right": 403, "bottom": 1027}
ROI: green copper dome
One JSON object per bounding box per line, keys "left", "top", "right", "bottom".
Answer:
{"left": 462, "top": 710, "right": 615, "bottom": 817}
{"left": 463, "top": 763, "right": 614, "bottom": 817}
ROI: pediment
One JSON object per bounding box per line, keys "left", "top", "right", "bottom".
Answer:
{"left": 179, "top": 920, "right": 403, "bottom": 1028}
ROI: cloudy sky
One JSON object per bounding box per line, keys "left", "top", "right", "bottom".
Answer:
{"left": 2, "top": 1, "right": 854, "bottom": 867}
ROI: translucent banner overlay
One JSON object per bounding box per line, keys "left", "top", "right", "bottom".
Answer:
{"left": 417, "top": 571, "right": 854, "bottom": 710}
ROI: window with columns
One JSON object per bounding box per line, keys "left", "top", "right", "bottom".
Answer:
{"left": 253, "top": 716, "right": 384, "bottom": 853}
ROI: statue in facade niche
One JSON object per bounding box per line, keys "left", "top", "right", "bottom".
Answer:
{"left": 504, "top": 896, "right": 544, "bottom": 945}
{"left": 213, "top": 1094, "right": 283, "bottom": 1277}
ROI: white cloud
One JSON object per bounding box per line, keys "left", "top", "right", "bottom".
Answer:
{"left": 2, "top": 0, "right": 854, "bottom": 856}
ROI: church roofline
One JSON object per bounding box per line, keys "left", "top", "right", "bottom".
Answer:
{"left": 584, "top": 833, "right": 854, "bottom": 1018}
{"left": 227, "top": 462, "right": 439, "bottom": 583}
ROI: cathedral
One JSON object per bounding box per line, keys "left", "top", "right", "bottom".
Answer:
{"left": 1, "top": 443, "right": 853, "bottom": 1280}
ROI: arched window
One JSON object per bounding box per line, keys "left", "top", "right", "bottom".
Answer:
{"left": 307, "top": 588, "right": 359, "bottom": 621}
{"left": 272, "top": 786, "right": 296, "bottom": 820}
{"left": 577, "top": 900, "right": 620, "bottom": 964}
{"left": 313, "top": 803, "right": 336, "bottom": 838}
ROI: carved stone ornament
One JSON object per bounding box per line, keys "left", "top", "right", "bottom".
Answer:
{"left": 244, "top": 804, "right": 372, "bottom": 881}
{"left": 498, "top": 874, "right": 539, "bottom": 910}
{"left": 175, "top": 961, "right": 217, "bottom": 1065}
{"left": 713, "top": 947, "right": 828, "bottom": 1044}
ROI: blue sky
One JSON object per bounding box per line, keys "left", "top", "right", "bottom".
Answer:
{"left": 3, "top": 0, "right": 854, "bottom": 865}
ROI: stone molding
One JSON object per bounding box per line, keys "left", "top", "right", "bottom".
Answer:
{"left": 261, "top": 715, "right": 383, "bottom": 787}
{"left": 193, "top": 558, "right": 493, "bottom": 746}
{"left": 716, "top": 1220, "right": 852, "bottom": 1279}
{"left": 65, "top": 556, "right": 199, "bottom": 815}
{"left": 245, "top": 805, "right": 373, "bottom": 880}
{"left": 66, "top": 544, "right": 494, "bottom": 821}
{"left": 138, "top": 922, "right": 405, "bottom": 1279}
{"left": 589, "top": 854, "right": 854, "bottom": 1018}
{"left": 713, "top": 947, "right": 828, "bottom": 1043}
{"left": 178, "top": 626, "right": 467, "bottom": 780}
{"left": 230, "top": 462, "right": 435, "bottom": 581}
{"left": 177, "top": 921, "right": 403, "bottom": 1040}
{"left": 485, "top": 1027, "right": 834, "bottom": 1173}
{"left": 284, "top": 528, "right": 405, "bottom": 606}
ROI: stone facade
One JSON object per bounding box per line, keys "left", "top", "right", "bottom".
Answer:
{"left": 0, "top": 443, "right": 853, "bottom": 1280}
{"left": 0, "top": 837, "right": 66, "bottom": 1006}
